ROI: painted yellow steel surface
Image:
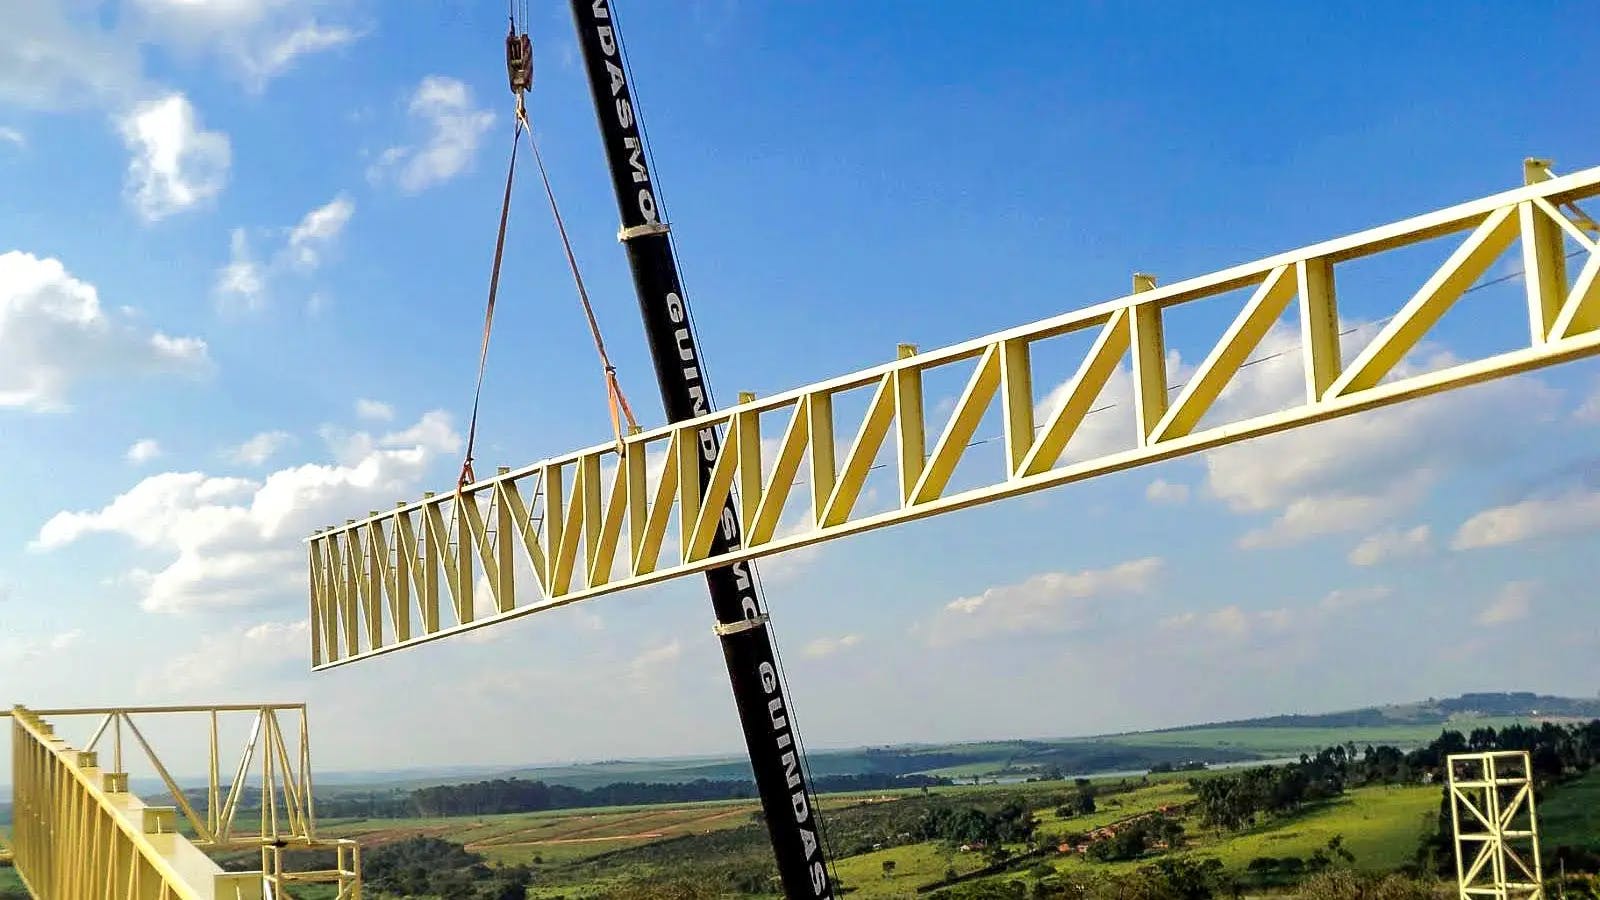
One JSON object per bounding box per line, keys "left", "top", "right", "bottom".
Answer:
{"left": 6, "top": 705, "right": 360, "bottom": 900}
{"left": 1447, "top": 750, "right": 1543, "bottom": 900}
{"left": 308, "top": 161, "right": 1600, "bottom": 669}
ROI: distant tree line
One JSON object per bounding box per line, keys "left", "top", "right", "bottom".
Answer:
{"left": 1190, "top": 720, "right": 1600, "bottom": 849}
{"left": 315, "top": 771, "right": 950, "bottom": 819}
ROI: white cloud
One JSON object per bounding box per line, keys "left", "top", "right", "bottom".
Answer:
{"left": 0, "top": 127, "right": 24, "bottom": 148}
{"left": 1, "top": 1, "right": 354, "bottom": 112}
{"left": 1157, "top": 604, "right": 1291, "bottom": 640}
{"left": 1477, "top": 581, "right": 1535, "bottom": 626}
{"left": 1145, "top": 479, "right": 1190, "bottom": 504}
{"left": 369, "top": 77, "right": 495, "bottom": 193}
{"left": 1237, "top": 479, "right": 1430, "bottom": 550}
{"left": 627, "top": 639, "right": 683, "bottom": 689}
{"left": 215, "top": 228, "right": 265, "bottom": 310}
{"left": 802, "top": 634, "right": 862, "bottom": 659}
{"left": 228, "top": 430, "right": 292, "bottom": 466}
{"left": 0, "top": 251, "right": 209, "bottom": 411}
{"left": 33, "top": 410, "right": 460, "bottom": 613}
{"left": 285, "top": 194, "right": 354, "bottom": 270}
{"left": 355, "top": 398, "right": 394, "bottom": 421}
{"left": 241, "top": 22, "right": 360, "bottom": 86}
{"left": 1202, "top": 324, "right": 1559, "bottom": 549}
{"left": 118, "top": 93, "right": 231, "bottom": 221}
{"left": 130, "top": 0, "right": 361, "bottom": 90}
{"left": 0, "top": 629, "right": 83, "bottom": 665}
{"left": 1579, "top": 381, "right": 1600, "bottom": 424}
{"left": 217, "top": 195, "right": 354, "bottom": 310}
{"left": 1452, "top": 490, "right": 1600, "bottom": 550}
{"left": 1319, "top": 585, "right": 1393, "bottom": 612}
{"left": 140, "top": 619, "right": 308, "bottom": 696}
{"left": 924, "top": 557, "right": 1163, "bottom": 647}
{"left": 127, "top": 439, "right": 163, "bottom": 465}
{"left": 0, "top": 4, "right": 142, "bottom": 111}
{"left": 1348, "top": 525, "right": 1431, "bottom": 567}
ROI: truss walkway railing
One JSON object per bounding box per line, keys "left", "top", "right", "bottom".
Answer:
{"left": 6, "top": 704, "right": 359, "bottom": 900}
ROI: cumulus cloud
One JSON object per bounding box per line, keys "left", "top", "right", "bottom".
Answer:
{"left": 0, "top": 251, "right": 208, "bottom": 410}
{"left": 127, "top": 439, "right": 163, "bottom": 465}
{"left": 1452, "top": 490, "right": 1600, "bottom": 550}
{"left": 228, "top": 430, "right": 292, "bottom": 466}
{"left": 1348, "top": 525, "right": 1431, "bottom": 567}
{"left": 923, "top": 557, "right": 1162, "bottom": 647}
{"left": 369, "top": 77, "right": 495, "bottom": 193}
{"left": 802, "top": 634, "right": 862, "bottom": 659}
{"left": 1145, "top": 479, "right": 1190, "bottom": 504}
{"left": 118, "top": 93, "right": 231, "bottom": 221}
{"left": 33, "top": 410, "right": 461, "bottom": 613}
{"left": 1477, "top": 581, "right": 1535, "bottom": 626}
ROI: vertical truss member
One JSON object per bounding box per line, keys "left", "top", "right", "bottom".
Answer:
{"left": 566, "top": 2, "right": 835, "bottom": 897}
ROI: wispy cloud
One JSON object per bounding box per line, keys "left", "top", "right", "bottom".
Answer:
{"left": 923, "top": 557, "right": 1162, "bottom": 647}
{"left": 1453, "top": 490, "right": 1600, "bottom": 550}
{"left": 368, "top": 76, "right": 495, "bottom": 193}
{"left": 1348, "top": 525, "right": 1431, "bottom": 567}
{"left": 1477, "top": 581, "right": 1535, "bottom": 626}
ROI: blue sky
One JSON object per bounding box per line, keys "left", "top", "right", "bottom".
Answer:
{"left": 2, "top": 1, "right": 1600, "bottom": 775}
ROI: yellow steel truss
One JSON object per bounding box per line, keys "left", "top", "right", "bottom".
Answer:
{"left": 6, "top": 705, "right": 360, "bottom": 900}
{"left": 308, "top": 160, "right": 1600, "bottom": 669}
{"left": 1448, "top": 751, "right": 1544, "bottom": 900}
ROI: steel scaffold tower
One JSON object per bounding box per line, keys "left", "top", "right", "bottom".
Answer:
{"left": 5, "top": 705, "right": 360, "bottom": 900}
{"left": 1448, "top": 750, "right": 1545, "bottom": 900}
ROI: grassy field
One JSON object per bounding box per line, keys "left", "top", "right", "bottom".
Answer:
{"left": 324, "top": 797, "right": 766, "bottom": 867}
{"left": 1172, "top": 785, "right": 1440, "bottom": 872}
{"left": 1538, "top": 769, "right": 1600, "bottom": 854}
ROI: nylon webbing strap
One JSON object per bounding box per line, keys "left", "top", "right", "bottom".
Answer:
{"left": 525, "top": 118, "right": 641, "bottom": 450}
{"left": 458, "top": 118, "right": 524, "bottom": 493}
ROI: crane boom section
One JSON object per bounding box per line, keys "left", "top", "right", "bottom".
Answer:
{"left": 308, "top": 163, "right": 1600, "bottom": 669}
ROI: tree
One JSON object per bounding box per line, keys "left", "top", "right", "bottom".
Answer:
{"left": 1073, "top": 785, "right": 1097, "bottom": 816}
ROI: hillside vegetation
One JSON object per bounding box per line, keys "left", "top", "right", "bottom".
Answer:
{"left": 298, "top": 716, "right": 1600, "bottom": 899}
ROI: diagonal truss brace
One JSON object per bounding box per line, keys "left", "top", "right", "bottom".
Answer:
{"left": 1448, "top": 750, "right": 1544, "bottom": 900}
{"left": 6, "top": 704, "right": 362, "bottom": 900}
{"left": 309, "top": 162, "right": 1600, "bottom": 669}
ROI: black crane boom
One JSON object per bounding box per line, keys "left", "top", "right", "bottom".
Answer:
{"left": 567, "top": 3, "right": 834, "bottom": 897}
